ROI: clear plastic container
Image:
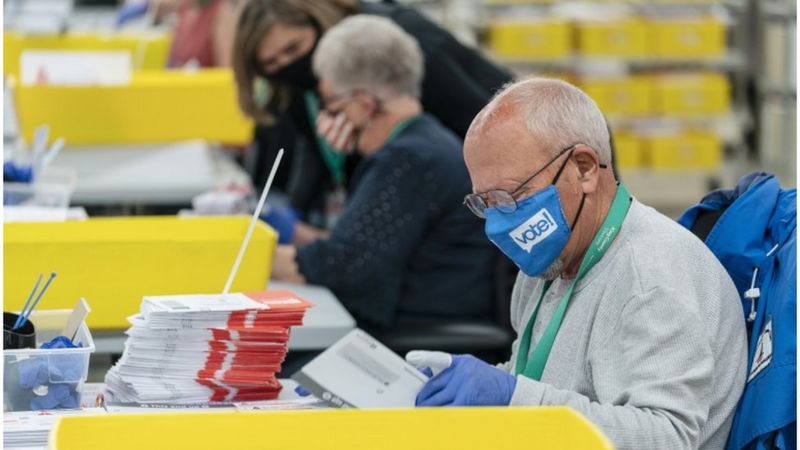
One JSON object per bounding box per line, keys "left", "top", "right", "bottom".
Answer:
{"left": 3, "top": 166, "right": 76, "bottom": 208}
{"left": 3, "top": 309, "right": 95, "bottom": 412}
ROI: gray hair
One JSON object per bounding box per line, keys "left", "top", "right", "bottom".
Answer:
{"left": 491, "top": 78, "right": 612, "bottom": 165}
{"left": 312, "top": 15, "right": 424, "bottom": 99}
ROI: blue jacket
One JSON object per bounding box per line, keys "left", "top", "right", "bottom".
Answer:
{"left": 678, "top": 172, "right": 796, "bottom": 450}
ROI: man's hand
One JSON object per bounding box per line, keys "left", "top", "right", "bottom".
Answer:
{"left": 408, "top": 352, "right": 517, "bottom": 407}
{"left": 271, "top": 245, "right": 306, "bottom": 284}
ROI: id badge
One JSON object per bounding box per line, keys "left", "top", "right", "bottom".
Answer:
{"left": 325, "top": 184, "right": 347, "bottom": 229}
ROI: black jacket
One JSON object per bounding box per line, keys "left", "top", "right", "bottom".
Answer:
{"left": 248, "top": 1, "right": 513, "bottom": 220}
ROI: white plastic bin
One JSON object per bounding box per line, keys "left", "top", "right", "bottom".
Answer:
{"left": 3, "top": 309, "right": 95, "bottom": 412}
{"left": 3, "top": 166, "right": 76, "bottom": 208}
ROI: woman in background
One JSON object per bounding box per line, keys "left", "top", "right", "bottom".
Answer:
{"left": 118, "top": 0, "right": 244, "bottom": 68}
{"left": 272, "top": 14, "right": 495, "bottom": 332}
{"left": 232, "top": 0, "right": 514, "bottom": 241}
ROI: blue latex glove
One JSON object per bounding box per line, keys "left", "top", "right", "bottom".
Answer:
{"left": 260, "top": 205, "right": 300, "bottom": 244}
{"left": 295, "top": 385, "right": 311, "bottom": 397}
{"left": 4, "top": 161, "right": 33, "bottom": 183}
{"left": 115, "top": 2, "right": 149, "bottom": 27}
{"left": 41, "top": 336, "right": 79, "bottom": 349}
{"left": 18, "top": 336, "right": 84, "bottom": 410}
{"left": 411, "top": 353, "right": 517, "bottom": 407}
{"left": 30, "top": 383, "right": 80, "bottom": 410}
{"left": 18, "top": 356, "right": 49, "bottom": 389}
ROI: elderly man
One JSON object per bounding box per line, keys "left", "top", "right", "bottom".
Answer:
{"left": 409, "top": 78, "right": 747, "bottom": 450}
{"left": 272, "top": 15, "right": 495, "bottom": 328}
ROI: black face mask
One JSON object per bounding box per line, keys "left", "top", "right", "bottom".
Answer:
{"left": 270, "top": 45, "right": 318, "bottom": 91}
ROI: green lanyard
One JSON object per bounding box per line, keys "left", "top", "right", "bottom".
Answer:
{"left": 386, "top": 115, "right": 420, "bottom": 141}
{"left": 515, "top": 183, "right": 632, "bottom": 381}
{"left": 304, "top": 91, "right": 346, "bottom": 185}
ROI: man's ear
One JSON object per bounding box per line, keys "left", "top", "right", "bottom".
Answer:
{"left": 354, "top": 91, "right": 379, "bottom": 116}
{"left": 573, "top": 145, "right": 600, "bottom": 194}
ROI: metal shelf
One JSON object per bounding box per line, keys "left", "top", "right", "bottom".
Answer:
{"left": 606, "top": 109, "right": 751, "bottom": 138}
{"left": 493, "top": 52, "right": 747, "bottom": 72}
{"left": 760, "top": 1, "right": 797, "bottom": 21}
{"left": 619, "top": 170, "right": 720, "bottom": 218}
{"left": 483, "top": 1, "right": 740, "bottom": 7}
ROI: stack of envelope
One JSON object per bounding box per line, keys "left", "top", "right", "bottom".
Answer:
{"left": 105, "top": 291, "right": 312, "bottom": 404}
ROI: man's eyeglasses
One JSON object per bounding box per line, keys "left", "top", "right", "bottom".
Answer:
{"left": 463, "top": 144, "right": 606, "bottom": 219}
{"left": 320, "top": 90, "right": 384, "bottom": 116}
{"left": 319, "top": 91, "right": 354, "bottom": 115}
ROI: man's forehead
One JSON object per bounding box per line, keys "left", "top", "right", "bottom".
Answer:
{"left": 464, "top": 104, "right": 554, "bottom": 191}
{"left": 466, "top": 112, "right": 544, "bottom": 165}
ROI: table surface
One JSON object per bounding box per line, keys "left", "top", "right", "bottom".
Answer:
{"left": 92, "top": 281, "right": 355, "bottom": 354}
{"left": 274, "top": 281, "right": 356, "bottom": 351}
{"left": 47, "top": 141, "right": 250, "bottom": 206}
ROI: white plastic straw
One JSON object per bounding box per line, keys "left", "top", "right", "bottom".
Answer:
{"left": 38, "top": 137, "right": 65, "bottom": 174}
{"left": 221, "top": 149, "right": 284, "bottom": 296}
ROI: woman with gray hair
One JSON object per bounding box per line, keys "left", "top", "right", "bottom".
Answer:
{"left": 272, "top": 15, "right": 495, "bottom": 331}
{"left": 233, "top": 0, "right": 513, "bottom": 236}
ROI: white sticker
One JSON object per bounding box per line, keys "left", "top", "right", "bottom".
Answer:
{"left": 510, "top": 208, "right": 559, "bottom": 253}
{"left": 747, "top": 318, "right": 773, "bottom": 383}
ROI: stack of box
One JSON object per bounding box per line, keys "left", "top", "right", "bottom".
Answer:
{"left": 105, "top": 290, "right": 312, "bottom": 404}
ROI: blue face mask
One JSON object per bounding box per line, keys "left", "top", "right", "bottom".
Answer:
{"left": 486, "top": 186, "right": 584, "bottom": 277}
{"left": 484, "top": 149, "right": 587, "bottom": 277}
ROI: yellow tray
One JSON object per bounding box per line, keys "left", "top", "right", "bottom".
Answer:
{"left": 652, "top": 18, "right": 726, "bottom": 59}
{"left": 613, "top": 130, "right": 645, "bottom": 169}
{"left": 12, "top": 68, "right": 254, "bottom": 146}
{"left": 647, "top": 130, "right": 722, "bottom": 170}
{"left": 50, "top": 407, "right": 613, "bottom": 450}
{"left": 4, "top": 31, "right": 171, "bottom": 77}
{"left": 576, "top": 18, "right": 650, "bottom": 58}
{"left": 488, "top": 19, "right": 572, "bottom": 60}
{"left": 4, "top": 216, "right": 275, "bottom": 330}
{"left": 654, "top": 72, "right": 731, "bottom": 116}
{"left": 582, "top": 76, "right": 655, "bottom": 117}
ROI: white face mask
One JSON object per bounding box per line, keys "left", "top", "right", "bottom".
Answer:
{"left": 316, "top": 111, "right": 357, "bottom": 155}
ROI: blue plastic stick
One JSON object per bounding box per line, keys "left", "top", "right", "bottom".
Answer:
{"left": 16, "top": 272, "right": 56, "bottom": 330}
{"left": 13, "top": 274, "right": 43, "bottom": 329}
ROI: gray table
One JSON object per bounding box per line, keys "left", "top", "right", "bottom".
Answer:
{"left": 92, "top": 281, "right": 355, "bottom": 354}
{"left": 273, "top": 281, "right": 356, "bottom": 350}
{"left": 48, "top": 141, "right": 251, "bottom": 206}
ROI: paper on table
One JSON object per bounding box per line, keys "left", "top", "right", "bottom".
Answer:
{"left": 3, "top": 408, "right": 106, "bottom": 449}
{"left": 106, "top": 291, "right": 312, "bottom": 405}
{"left": 62, "top": 298, "right": 91, "bottom": 341}
{"left": 20, "top": 50, "right": 132, "bottom": 86}
{"left": 292, "top": 329, "right": 428, "bottom": 409}
{"left": 142, "top": 293, "right": 266, "bottom": 315}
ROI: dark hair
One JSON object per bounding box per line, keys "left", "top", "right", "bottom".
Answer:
{"left": 232, "top": 0, "right": 357, "bottom": 124}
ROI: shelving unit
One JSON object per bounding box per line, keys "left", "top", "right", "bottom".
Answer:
{"left": 749, "top": 0, "right": 796, "bottom": 187}
{"left": 401, "top": 0, "right": 794, "bottom": 216}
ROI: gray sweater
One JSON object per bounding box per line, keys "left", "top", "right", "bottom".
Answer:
{"left": 500, "top": 200, "right": 747, "bottom": 450}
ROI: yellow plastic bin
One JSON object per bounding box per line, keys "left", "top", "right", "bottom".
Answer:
{"left": 576, "top": 18, "right": 650, "bottom": 58}
{"left": 652, "top": 18, "right": 726, "bottom": 59}
{"left": 3, "top": 31, "right": 171, "bottom": 77}
{"left": 488, "top": 19, "right": 572, "bottom": 60}
{"left": 12, "top": 68, "right": 254, "bottom": 146}
{"left": 654, "top": 72, "right": 731, "bottom": 116}
{"left": 612, "top": 130, "right": 646, "bottom": 169}
{"left": 50, "top": 407, "right": 614, "bottom": 450}
{"left": 647, "top": 130, "right": 722, "bottom": 170}
{"left": 582, "top": 76, "right": 655, "bottom": 117}
{"left": 4, "top": 216, "right": 276, "bottom": 330}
